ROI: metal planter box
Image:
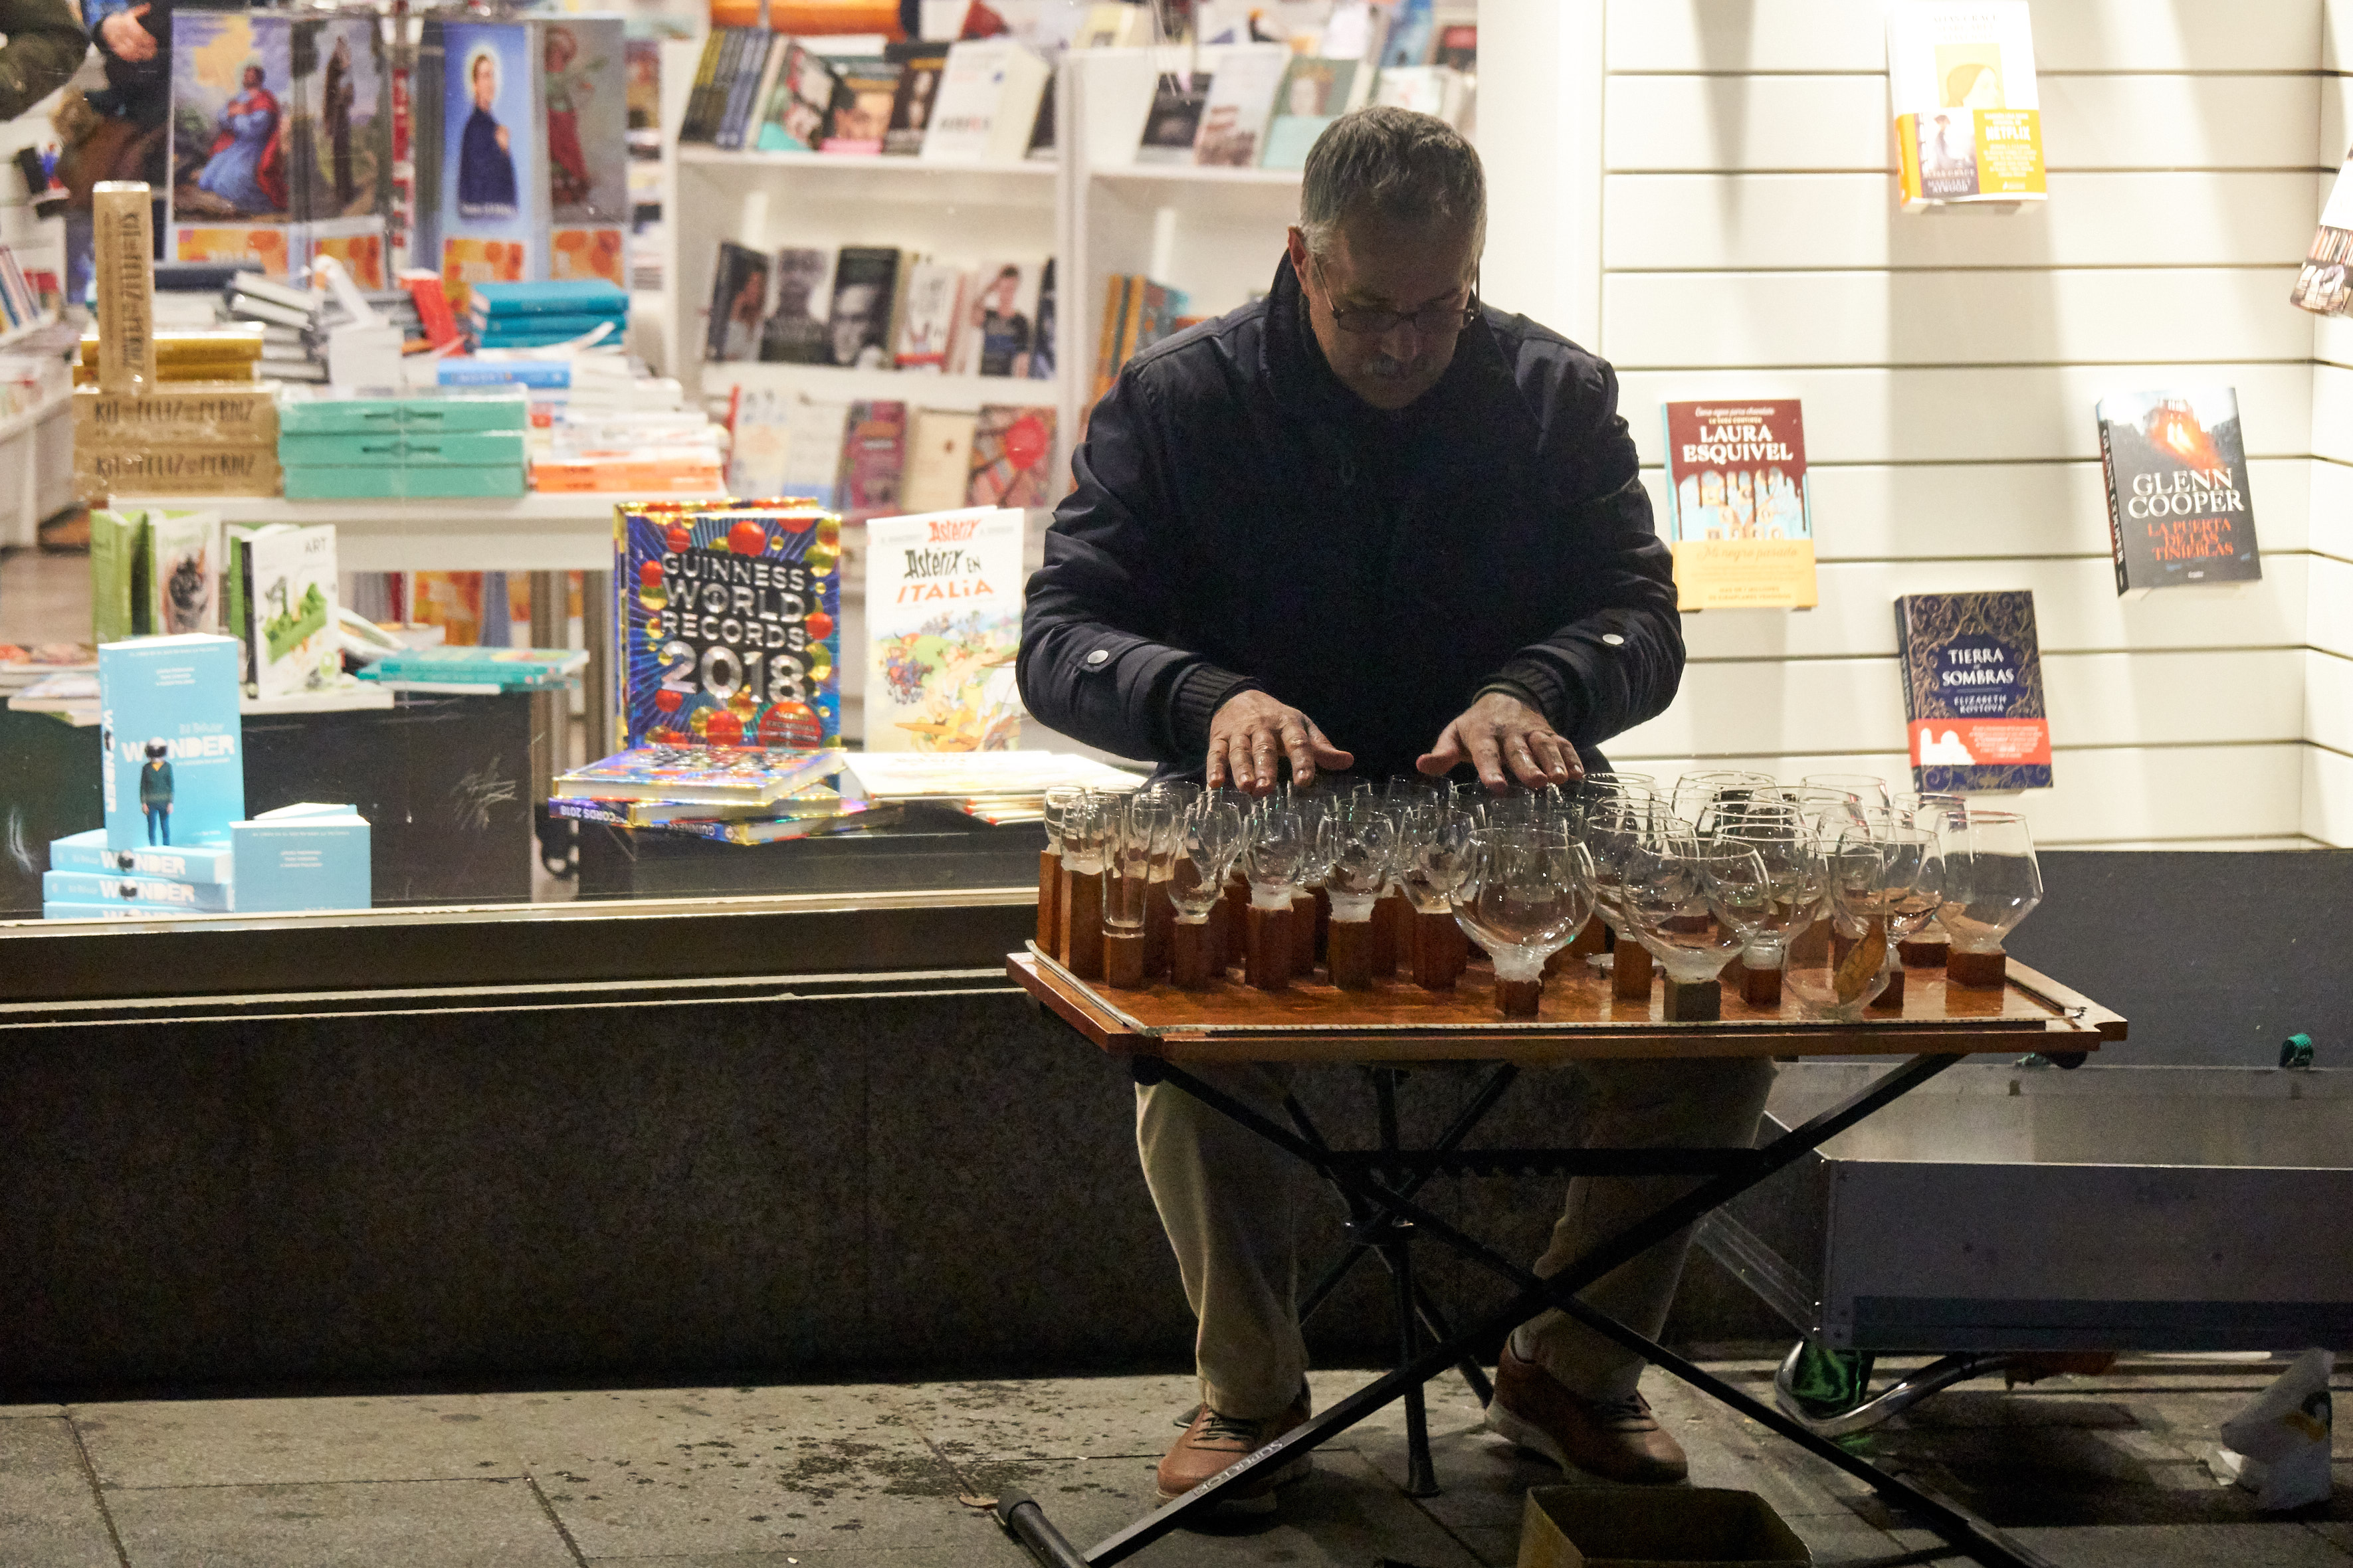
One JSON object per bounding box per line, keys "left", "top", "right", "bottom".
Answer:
{"left": 1698, "top": 1064, "right": 2353, "bottom": 1353}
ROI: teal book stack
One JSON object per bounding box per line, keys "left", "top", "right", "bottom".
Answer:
{"left": 278, "top": 387, "right": 530, "bottom": 500}
{"left": 469, "top": 280, "right": 628, "bottom": 348}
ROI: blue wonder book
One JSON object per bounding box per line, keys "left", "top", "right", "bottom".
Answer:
{"left": 49, "top": 827, "right": 234, "bottom": 884}
{"left": 43, "top": 870, "right": 235, "bottom": 912}
{"left": 98, "top": 634, "right": 245, "bottom": 852}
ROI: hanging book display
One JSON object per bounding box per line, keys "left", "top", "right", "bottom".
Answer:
{"left": 415, "top": 15, "right": 626, "bottom": 310}
{"left": 1886, "top": 1, "right": 2045, "bottom": 212}
{"left": 1895, "top": 591, "right": 2052, "bottom": 794}
{"left": 863, "top": 506, "right": 1025, "bottom": 752}
{"left": 613, "top": 500, "right": 843, "bottom": 750}
{"left": 1657, "top": 400, "right": 1817, "bottom": 610}
{"left": 2292, "top": 149, "right": 2353, "bottom": 316}
{"left": 169, "top": 9, "right": 391, "bottom": 281}
{"left": 2095, "top": 387, "right": 2262, "bottom": 598}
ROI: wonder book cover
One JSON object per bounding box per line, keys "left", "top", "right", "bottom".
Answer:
{"left": 864, "top": 506, "right": 1024, "bottom": 752}
{"left": 1887, "top": 0, "right": 2044, "bottom": 211}
{"left": 97, "top": 634, "right": 245, "bottom": 852}
{"left": 2095, "top": 387, "right": 2262, "bottom": 598}
{"left": 1895, "top": 591, "right": 2052, "bottom": 794}
{"left": 613, "top": 502, "right": 843, "bottom": 750}
{"left": 1659, "top": 400, "right": 1816, "bottom": 610}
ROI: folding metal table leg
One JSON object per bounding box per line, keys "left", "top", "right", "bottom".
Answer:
{"left": 1039, "top": 1053, "right": 1980, "bottom": 1567}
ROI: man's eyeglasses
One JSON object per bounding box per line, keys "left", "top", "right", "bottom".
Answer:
{"left": 1314, "top": 259, "right": 1480, "bottom": 338}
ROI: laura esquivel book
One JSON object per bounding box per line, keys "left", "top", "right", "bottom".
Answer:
{"left": 1658, "top": 400, "right": 1817, "bottom": 610}
{"left": 613, "top": 501, "right": 843, "bottom": 749}
{"left": 1887, "top": 1, "right": 2045, "bottom": 211}
{"left": 98, "top": 634, "right": 246, "bottom": 851}
{"left": 2095, "top": 387, "right": 2263, "bottom": 599}
{"left": 1895, "top": 591, "right": 2051, "bottom": 794}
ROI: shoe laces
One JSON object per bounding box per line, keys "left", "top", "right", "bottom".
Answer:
{"left": 1587, "top": 1391, "right": 1654, "bottom": 1423}
{"left": 1199, "top": 1408, "right": 1268, "bottom": 1443}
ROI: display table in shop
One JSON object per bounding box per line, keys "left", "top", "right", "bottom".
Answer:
{"left": 1003, "top": 945, "right": 2124, "bottom": 1568}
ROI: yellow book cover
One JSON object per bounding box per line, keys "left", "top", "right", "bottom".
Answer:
{"left": 1887, "top": 1, "right": 2044, "bottom": 211}
{"left": 1659, "top": 399, "right": 1819, "bottom": 611}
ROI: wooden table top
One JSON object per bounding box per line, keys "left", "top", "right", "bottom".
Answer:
{"left": 1007, "top": 945, "right": 2125, "bottom": 1064}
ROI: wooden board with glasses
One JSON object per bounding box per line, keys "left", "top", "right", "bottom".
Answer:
{"left": 1021, "top": 772, "right": 2120, "bottom": 1061}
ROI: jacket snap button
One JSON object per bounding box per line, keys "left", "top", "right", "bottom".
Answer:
{"left": 1086, "top": 648, "right": 1111, "bottom": 666}
{"left": 1601, "top": 633, "right": 1625, "bottom": 646}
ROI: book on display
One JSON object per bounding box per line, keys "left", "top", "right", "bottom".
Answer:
{"left": 954, "top": 260, "right": 1041, "bottom": 377}
{"left": 612, "top": 502, "right": 844, "bottom": 749}
{"left": 546, "top": 781, "right": 845, "bottom": 825}
{"left": 1261, "top": 56, "right": 1367, "bottom": 169}
{"left": 966, "top": 405, "right": 1057, "bottom": 508}
{"left": 864, "top": 506, "right": 1025, "bottom": 751}
{"left": 1887, "top": 1, "right": 2045, "bottom": 211}
{"left": 1894, "top": 591, "right": 2051, "bottom": 793}
{"left": 827, "top": 247, "right": 903, "bottom": 368}
{"left": 758, "top": 246, "right": 834, "bottom": 363}
{"left": 753, "top": 41, "right": 841, "bottom": 151}
{"left": 98, "top": 634, "right": 245, "bottom": 851}
{"left": 1657, "top": 401, "right": 1818, "bottom": 611}
{"left": 902, "top": 408, "right": 979, "bottom": 512}
{"left": 823, "top": 56, "right": 902, "bottom": 153}
{"left": 922, "top": 41, "right": 1051, "bottom": 163}
{"left": 1136, "top": 70, "right": 1213, "bottom": 163}
{"left": 144, "top": 508, "right": 224, "bottom": 637}
{"left": 882, "top": 41, "right": 951, "bottom": 155}
{"left": 706, "top": 242, "right": 770, "bottom": 363}
{"left": 894, "top": 262, "right": 970, "bottom": 370}
{"left": 2293, "top": 151, "right": 2353, "bottom": 316}
{"left": 555, "top": 745, "right": 847, "bottom": 803}
{"left": 838, "top": 750, "right": 1142, "bottom": 802}
{"left": 2095, "top": 388, "right": 2262, "bottom": 599}
{"left": 235, "top": 524, "right": 340, "bottom": 699}
{"left": 232, "top": 803, "right": 371, "bottom": 913}
{"left": 44, "top": 868, "right": 235, "bottom": 912}
{"left": 49, "top": 827, "right": 234, "bottom": 883}
{"left": 837, "top": 400, "right": 909, "bottom": 523}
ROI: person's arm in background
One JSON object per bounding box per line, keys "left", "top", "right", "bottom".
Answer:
{"left": 1017, "top": 363, "right": 1350, "bottom": 789}
{"left": 1419, "top": 353, "right": 1684, "bottom": 789}
{"left": 0, "top": 0, "right": 90, "bottom": 123}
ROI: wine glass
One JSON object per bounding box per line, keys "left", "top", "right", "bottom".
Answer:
{"left": 1057, "top": 791, "right": 1116, "bottom": 977}
{"left": 1038, "top": 784, "right": 1086, "bottom": 949}
{"left": 1399, "top": 802, "right": 1476, "bottom": 988}
{"left": 1802, "top": 773, "right": 1893, "bottom": 812}
{"left": 1323, "top": 803, "right": 1399, "bottom": 989}
{"left": 1623, "top": 825, "right": 1763, "bottom": 991}
{"left": 1784, "top": 829, "right": 1893, "bottom": 1021}
{"left": 1453, "top": 826, "right": 1594, "bottom": 1015}
{"left": 1168, "top": 797, "right": 1245, "bottom": 988}
{"left": 1716, "top": 817, "right": 1821, "bottom": 997}
{"left": 1239, "top": 799, "right": 1312, "bottom": 988}
{"left": 1936, "top": 811, "right": 2041, "bottom": 985}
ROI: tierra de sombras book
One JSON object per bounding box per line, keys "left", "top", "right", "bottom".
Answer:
{"left": 1894, "top": 590, "right": 2051, "bottom": 795}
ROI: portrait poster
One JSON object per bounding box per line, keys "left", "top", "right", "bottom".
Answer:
{"left": 289, "top": 16, "right": 386, "bottom": 224}
{"left": 169, "top": 12, "right": 294, "bottom": 228}
{"left": 539, "top": 17, "right": 627, "bottom": 223}
{"left": 440, "top": 23, "right": 534, "bottom": 233}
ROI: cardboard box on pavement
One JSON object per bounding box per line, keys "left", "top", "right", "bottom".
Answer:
{"left": 1517, "top": 1487, "right": 1811, "bottom": 1568}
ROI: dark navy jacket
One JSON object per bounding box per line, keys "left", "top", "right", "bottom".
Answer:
{"left": 1017, "top": 254, "right": 1682, "bottom": 782}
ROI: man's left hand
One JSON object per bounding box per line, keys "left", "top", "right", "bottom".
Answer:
{"left": 1417, "top": 692, "right": 1582, "bottom": 793}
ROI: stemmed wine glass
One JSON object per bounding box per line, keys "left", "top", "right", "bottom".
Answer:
{"left": 1038, "top": 785, "right": 1086, "bottom": 952}
{"left": 1784, "top": 825, "right": 1893, "bottom": 1021}
{"left": 1870, "top": 825, "right": 1943, "bottom": 1006}
{"left": 1102, "top": 794, "right": 1177, "bottom": 988}
{"left": 1399, "top": 802, "right": 1475, "bottom": 989}
{"left": 1621, "top": 825, "right": 1767, "bottom": 1019}
{"left": 1452, "top": 826, "right": 1594, "bottom": 1016}
{"left": 1323, "top": 803, "right": 1399, "bottom": 990}
{"left": 1713, "top": 814, "right": 1821, "bottom": 1005}
{"left": 1167, "top": 796, "right": 1247, "bottom": 989}
{"left": 1936, "top": 811, "right": 2042, "bottom": 986}
{"left": 1239, "top": 799, "right": 1313, "bottom": 989}
{"left": 1057, "top": 791, "right": 1116, "bottom": 979}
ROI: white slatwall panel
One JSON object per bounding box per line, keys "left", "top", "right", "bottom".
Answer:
{"left": 1607, "top": 77, "right": 2327, "bottom": 174}
{"left": 1606, "top": 0, "right": 2326, "bottom": 74}
{"left": 1598, "top": 2, "right": 2331, "bottom": 847}
{"left": 1601, "top": 174, "right": 2317, "bottom": 270}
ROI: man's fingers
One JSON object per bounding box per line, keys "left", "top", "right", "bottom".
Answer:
{"left": 1415, "top": 720, "right": 1465, "bottom": 777}
{"left": 1277, "top": 720, "right": 1318, "bottom": 787}
{"left": 1466, "top": 726, "right": 1509, "bottom": 793}
{"left": 1205, "top": 734, "right": 1230, "bottom": 789}
{"left": 1304, "top": 724, "right": 1354, "bottom": 771}
{"left": 1528, "top": 731, "right": 1578, "bottom": 785}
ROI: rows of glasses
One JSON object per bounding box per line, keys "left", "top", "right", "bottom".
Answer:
{"left": 1035, "top": 771, "right": 2043, "bottom": 1021}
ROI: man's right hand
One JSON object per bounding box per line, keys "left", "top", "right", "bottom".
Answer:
{"left": 1207, "top": 689, "right": 1352, "bottom": 795}
{"left": 102, "top": 6, "right": 156, "bottom": 62}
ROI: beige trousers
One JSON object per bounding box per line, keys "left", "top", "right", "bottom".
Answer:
{"left": 1136, "top": 1057, "right": 1778, "bottom": 1419}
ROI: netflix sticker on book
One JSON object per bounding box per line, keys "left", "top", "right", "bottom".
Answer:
{"left": 2095, "top": 387, "right": 2261, "bottom": 599}
{"left": 1895, "top": 591, "right": 2051, "bottom": 794}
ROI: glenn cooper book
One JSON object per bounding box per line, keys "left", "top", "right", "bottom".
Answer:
{"left": 2095, "top": 387, "right": 2262, "bottom": 598}
{"left": 1895, "top": 591, "right": 2051, "bottom": 794}
{"left": 1658, "top": 400, "right": 1817, "bottom": 611}
{"left": 613, "top": 502, "right": 843, "bottom": 751}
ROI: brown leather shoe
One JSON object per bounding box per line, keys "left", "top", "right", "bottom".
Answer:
{"left": 1154, "top": 1390, "right": 1312, "bottom": 1513}
{"left": 1488, "top": 1337, "right": 1688, "bottom": 1484}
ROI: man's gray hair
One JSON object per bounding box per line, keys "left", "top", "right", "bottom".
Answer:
{"left": 1298, "top": 106, "right": 1486, "bottom": 260}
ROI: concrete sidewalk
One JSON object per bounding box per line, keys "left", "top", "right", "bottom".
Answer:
{"left": 3, "top": 1357, "right": 2346, "bottom": 1566}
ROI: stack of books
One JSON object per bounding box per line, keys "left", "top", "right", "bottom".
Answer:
{"left": 45, "top": 827, "right": 234, "bottom": 920}
{"left": 550, "top": 745, "right": 891, "bottom": 846}
{"left": 469, "top": 281, "right": 629, "bottom": 351}
{"left": 215, "top": 274, "right": 423, "bottom": 384}
{"left": 837, "top": 751, "right": 1146, "bottom": 825}
{"left": 356, "top": 644, "right": 588, "bottom": 693}
{"left": 277, "top": 386, "right": 529, "bottom": 502}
